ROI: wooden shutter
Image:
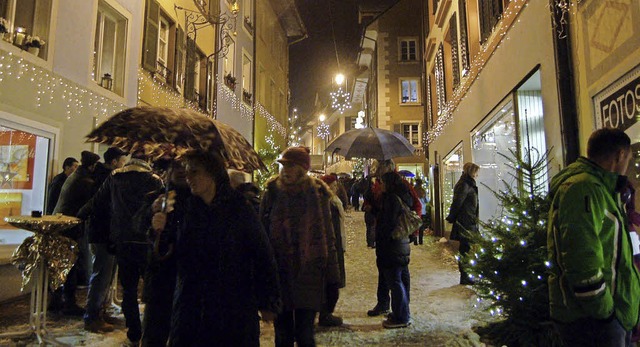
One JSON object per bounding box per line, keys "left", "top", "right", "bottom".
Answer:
{"left": 173, "top": 26, "right": 185, "bottom": 91}
{"left": 459, "top": 0, "right": 470, "bottom": 72}
{"left": 449, "top": 14, "right": 459, "bottom": 89}
{"left": 142, "top": 0, "right": 159, "bottom": 72}
{"left": 184, "top": 37, "right": 196, "bottom": 102}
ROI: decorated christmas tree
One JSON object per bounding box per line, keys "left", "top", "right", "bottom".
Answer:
{"left": 255, "top": 133, "right": 281, "bottom": 190}
{"left": 461, "top": 146, "right": 561, "bottom": 346}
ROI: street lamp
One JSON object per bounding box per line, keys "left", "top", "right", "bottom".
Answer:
{"left": 335, "top": 73, "right": 345, "bottom": 86}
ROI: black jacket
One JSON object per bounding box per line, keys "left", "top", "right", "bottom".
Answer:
{"left": 374, "top": 189, "right": 412, "bottom": 268}
{"left": 53, "top": 166, "right": 98, "bottom": 239}
{"left": 89, "top": 159, "right": 163, "bottom": 245}
{"left": 170, "top": 185, "right": 280, "bottom": 346}
{"left": 78, "top": 163, "right": 114, "bottom": 244}
{"left": 46, "top": 172, "right": 67, "bottom": 215}
{"left": 445, "top": 173, "right": 479, "bottom": 240}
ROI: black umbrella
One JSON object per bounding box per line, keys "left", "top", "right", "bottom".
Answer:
{"left": 324, "top": 127, "right": 415, "bottom": 160}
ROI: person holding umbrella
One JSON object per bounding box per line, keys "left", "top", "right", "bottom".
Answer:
{"left": 153, "top": 150, "right": 281, "bottom": 346}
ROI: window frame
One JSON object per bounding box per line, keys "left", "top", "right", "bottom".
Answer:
{"left": 93, "top": 0, "right": 128, "bottom": 96}
{"left": 0, "top": 0, "right": 53, "bottom": 60}
{"left": 398, "top": 37, "right": 418, "bottom": 62}
{"left": 401, "top": 122, "right": 421, "bottom": 146}
{"left": 399, "top": 77, "right": 421, "bottom": 104}
{"left": 241, "top": 50, "right": 253, "bottom": 105}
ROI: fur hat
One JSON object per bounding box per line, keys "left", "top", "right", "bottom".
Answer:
{"left": 277, "top": 146, "right": 311, "bottom": 171}
{"left": 80, "top": 150, "right": 100, "bottom": 167}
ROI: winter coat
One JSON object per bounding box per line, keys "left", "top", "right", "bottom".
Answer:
{"left": 446, "top": 173, "right": 479, "bottom": 241}
{"left": 46, "top": 172, "right": 67, "bottom": 215}
{"left": 170, "top": 185, "right": 280, "bottom": 346}
{"left": 53, "top": 166, "right": 98, "bottom": 239}
{"left": 89, "top": 159, "right": 163, "bottom": 245}
{"left": 374, "top": 190, "right": 412, "bottom": 268}
{"left": 547, "top": 157, "right": 640, "bottom": 331}
{"left": 260, "top": 175, "right": 341, "bottom": 311}
{"left": 328, "top": 195, "right": 346, "bottom": 288}
{"left": 78, "top": 164, "right": 114, "bottom": 244}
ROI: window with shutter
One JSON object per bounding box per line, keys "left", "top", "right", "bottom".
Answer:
{"left": 173, "top": 26, "right": 185, "bottom": 92}
{"left": 142, "top": 0, "right": 159, "bottom": 72}
{"left": 449, "top": 14, "right": 460, "bottom": 89}
{"left": 479, "top": 0, "right": 504, "bottom": 43}
{"left": 184, "top": 37, "right": 196, "bottom": 101}
{"left": 459, "top": 0, "right": 470, "bottom": 75}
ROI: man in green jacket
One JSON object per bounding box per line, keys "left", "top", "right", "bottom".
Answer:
{"left": 548, "top": 127, "right": 640, "bottom": 346}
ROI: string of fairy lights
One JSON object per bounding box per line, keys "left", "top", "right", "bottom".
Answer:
{"left": 0, "top": 51, "right": 125, "bottom": 122}
{"left": 287, "top": 108, "right": 303, "bottom": 146}
{"left": 426, "top": 0, "right": 534, "bottom": 144}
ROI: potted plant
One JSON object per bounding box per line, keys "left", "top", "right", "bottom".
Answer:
{"left": 244, "top": 16, "right": 254, "bottom": 34}
{"left": 0, "top": 18, "right": 8, "bottom": 42}
{"left": 224, "top": 73, "right": 236, "bottom": 91}
{"left": 24, "top": 35, "right": 45, "bottom": 56}
{"left": 242, "top": 89, "right": 252, "bottom": 104}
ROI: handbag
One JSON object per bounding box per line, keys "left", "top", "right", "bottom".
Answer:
{"left": 391, "top": 195, "right": 423, "bottom": 240}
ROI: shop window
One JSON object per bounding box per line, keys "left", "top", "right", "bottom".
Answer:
{"left": 93, "top": 0, "right": 128, "bottom": 96}
{"left": 399, "top": 38, "right": 417, "bottom": 61}
{"left": 400, "top": 78, "right": 420, "bottom": 104}
{"left": 516, "top": 70, "right": 547, "bottom": 189}
{"left": 442, "top": 144, "right": 463, "bottom": 230}
{"left": 0, "top": 125, "right": 51, "bottom": 262}
{"left": 0, "top": 0, "right": 52, "bottom": 59}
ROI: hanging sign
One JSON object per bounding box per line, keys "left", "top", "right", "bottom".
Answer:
{"left": 594, "top": 65, "right": 640, "bottom": 131}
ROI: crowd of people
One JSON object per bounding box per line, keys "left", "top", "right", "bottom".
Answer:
{"left": 42, "top": 127, "right": 640, "bottom": 347}
{"left": 44, "top": 145, "right": 432, "bottom": 347}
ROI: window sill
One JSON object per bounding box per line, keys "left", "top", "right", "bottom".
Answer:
{"left": 86, "top": 82, "right": 127, "bottom": 105}
{"left": 399, "top": 102, "right": 422, "bottom": 106}
{"left": 0, "top": 40, "right": 52, "bottom": 71}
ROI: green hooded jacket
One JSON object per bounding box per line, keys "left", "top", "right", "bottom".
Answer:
{"left": 547, "top": 157, "right": 640, "bottom": 330}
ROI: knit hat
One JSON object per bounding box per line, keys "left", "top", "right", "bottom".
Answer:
{"left": 80, "top": 150, "right": 100, "bottom": 167}
{"left": 277, "top": 146, "right": 311, "bottom": 171}
{"left": 320, "top": 175, "right": 337, "bottom": 185}
{"left": 103, "top": 147, "right": 127, "bottom": 163}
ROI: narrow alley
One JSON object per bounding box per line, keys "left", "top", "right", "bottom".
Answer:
{"left": 0, "top": 210, "right": 489, "bottom": 347}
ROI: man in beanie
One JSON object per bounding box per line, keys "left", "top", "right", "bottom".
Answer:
{"left": 50, "top": 150, "right": 101, "bottom": 316}
{"left": 87, "top": 150, "right": 162, "bottom": 345}
{"left": 79, "top": 146, "right": 128, "bottom": 332}
{"left": 260, "top": 147, "right": 341, "bottom": 346}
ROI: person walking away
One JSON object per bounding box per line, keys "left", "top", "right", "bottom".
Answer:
{"left": 548, "top": 128, "right": 640, "bottom": 347}
{"left": 157, "top": 150, "right": 280, "bottom": 346}
{"left": 374, "top": 171, "right": 412, "bottom": 328}
{"left": 46, "top": 157, "right": 78, "bottom": 215}
{"left": 350, "top": 176, "right": 362, "bottom": 211}
{"left": 88, "top": 151, "right": 163, "bottom": 346}
{"left": 50, "top": 151, "right": 101, "bottom": 316}
{"left": 621, "top": 180, "right": 640, "bottom": 343}
{"left": 329, "top": 173, "right": 349, "bottom": 210}
{"left": 318, "top": 175, "right": 346, "bottom": 327}
{"left": 413, "top": 178, "right": 427, "bottom": 245}
{"left": 445, "top": 162, "right": 479, "bottom": 285}
{"left": 79, "top": 147, "right": 128, "bottom": 332}
{"left": 260, "top": 146, "right": 341, "bottom": 347}
{"left": 365, "top": 160, "right": 414, "bottom": 317}
{"left": 138, "top": 160, "right": 190, "bottom": 347}
{"left": 229, "top": 169, "right": 262, "bottom": 214}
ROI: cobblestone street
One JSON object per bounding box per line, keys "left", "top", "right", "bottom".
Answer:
{"left": 0, "top": 210, "right": 490, "bottom": 346}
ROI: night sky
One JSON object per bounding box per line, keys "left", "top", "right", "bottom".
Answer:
{"left": 289, "top": 0, "right": 398, "bottom": 125}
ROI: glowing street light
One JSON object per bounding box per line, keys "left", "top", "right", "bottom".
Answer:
{"left": 334, "top": 73, "right": 345, "bottom": 86}
{"left": 319, "top": 114, "right": 326, "bottom": 122}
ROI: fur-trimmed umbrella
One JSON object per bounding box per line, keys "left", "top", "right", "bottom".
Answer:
{"left": 86, "top": 106, "right": 266, "bottom": 173}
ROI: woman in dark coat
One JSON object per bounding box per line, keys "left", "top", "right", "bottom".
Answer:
{"left": 152, "top": 150, "right": 281, "bottom": 347}
{"left": 445, "top": 162, "right": 480, "bottom": 285}
{"left": 373, "top": 171, "right": 412, "bottom": 329}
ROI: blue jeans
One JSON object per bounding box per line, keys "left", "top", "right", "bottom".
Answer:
{"left": 84, "top": 243, "right": 116, "bottom": 322}
{"left": 274, "top": 309, "right": 316, "bottom": 347}
{"left": 376, "top": 265, "right": 410, "bottom": 310}
{"left": 381, "top": 265, "right": 410, "bottom": 323}
{"left": 554, "top": 317, "right": 631, "bottom": 347}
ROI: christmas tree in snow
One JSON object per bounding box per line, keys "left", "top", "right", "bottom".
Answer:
{"left": 255, "top": 133, "right": 281, "bottom": 190}
{"left": 461, "top": 145, "right": 561, "bottom": 346}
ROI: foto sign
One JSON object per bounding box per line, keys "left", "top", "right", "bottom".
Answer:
{"left": 594, "top": 65, "right": 640, "bottom": 131}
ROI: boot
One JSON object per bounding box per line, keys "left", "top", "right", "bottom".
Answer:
{"left": 367, "top": 305, "right": 390, "bottom": 317}
{"left": 84, "top": 318, "right": 115, "bottom": 333}
{"left": 318, "top": 313, "right": 343, "bottom": 327}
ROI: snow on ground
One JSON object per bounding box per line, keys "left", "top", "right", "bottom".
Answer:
{"left": 0, "top": 210, "right": 492, "bottom": 346}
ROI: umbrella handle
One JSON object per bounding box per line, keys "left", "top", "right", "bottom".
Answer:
{"left": 153, "top": 234, "right": 174, "bottom": 261}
